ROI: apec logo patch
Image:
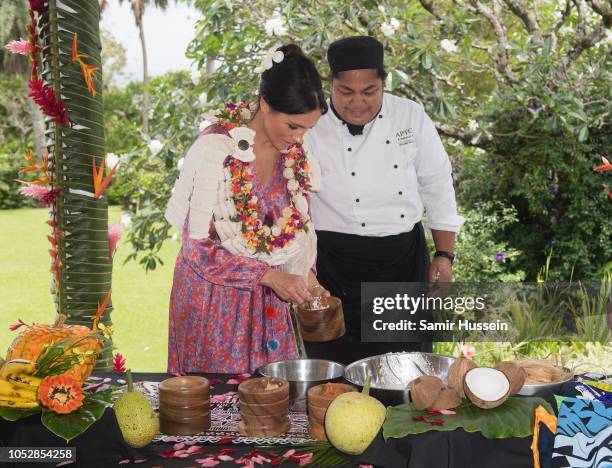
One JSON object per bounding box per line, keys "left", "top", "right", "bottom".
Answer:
{"left": 396, "top": 128, "right": 414, "bottom": 146}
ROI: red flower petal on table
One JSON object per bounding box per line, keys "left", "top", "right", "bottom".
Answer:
{"left": 430, "top": 418, "right": 445, "bottom": 426}
{"left": 239, "top": 373, "right": 251, "bottom": 381}
{"left": 282, "top": 449, "right": 295, "bottom": 458}
{"left": 134, "top": 460, "right": 147, "bottom": 464}
{"left": 118, "top": 459, "right": 131, "bottom": 464}
{"left": 113, "top": 353, "right": 127, "bottom": 373}
{"left": 209, "top": 378, "right": 223, "bottom": 384}
{"left": 218, "top": 455, "right": 234, "bottom": 461}
{"left": 27, "top": 79, "right": 68, "bottom": 127}
{"left": 289, "top": 453, "right": 313, "bottom": 466}
{"left": 270, "top": 458, "right": 283, "bottom": 466}
{"left": 439, "top": 409, "right": 456, "bottom": 415}
{"left": 159, "top": 449, "right": 177, "bottom": 459}
{"left": 426, "top": 409, "right": 441, "bottom": 415}
{"left": 219, "top": 448, "right": 236, "bottom": 455}
{"left": 173, "top": 442, "right": 185, "bottom": 450}
{"left": 5, "top": 39, "right": 34, "bottom": 55}
{"left": 412, "top": 415, "right": 426, "bottom": 422}
{"left": 215, "top": 437, "right": 234, "bottom": 445}
{"left": 360, "top": 465, "right": 374, "bottom": 468}
{"left": 186, "top": 446, "right": 205, "bottom": 455}
{"left": 226, "top": 379, "right": 240, "bottom": 384}
{"left": 184, "top": 440, "right": 197, "bottom": 446}
{"left": 244, "top": 451, "right": 260, "bottom": 458}
{"left": 195, "top": 458, "right": 219, "bottom": 467}
{"left": 82, "top": 381, "right": 104, "bottom": 392}
{"left": 9, "top": 319, "right": 28, "bottom": 331}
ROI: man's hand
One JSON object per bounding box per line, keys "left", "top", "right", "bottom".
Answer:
{"left": 261, "top": 269, "right": 313, "bottom": 304}
{"left": 429, "top": 256, "right": 453, "bottom": 283}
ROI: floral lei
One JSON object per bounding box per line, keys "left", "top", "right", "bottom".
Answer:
{"left": 211, "top": 102, "right": 312, "bottom": 255}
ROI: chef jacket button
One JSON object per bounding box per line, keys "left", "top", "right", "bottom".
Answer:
{"left": 401, "top": 214, "right": 405, "bottom": 218}
{"left": 379, "top": 114, "right": 383, "bottom": 119}
{"left": 356, "top": 198, "right": 360, "bottom": 203}
{"left": 348, "top": 147, "right": 352, "bottom": 152}
{"left": 361, "top": 222, "right": 366, "bottom": 227}
{"left": 398, "top": 191, "right": 403, "bottom": 195}
{"left": 386, "top": 140, "right": 390, "bottom": 144}
{"left": 394, "top": 164, "right": 398, "bottom": 169}
{"left": 351, "top": 171, "right": 356, "bottom": 176}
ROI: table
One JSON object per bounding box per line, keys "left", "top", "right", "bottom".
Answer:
{"left": 0, "top": 372, "right": 543, "bottom": 468}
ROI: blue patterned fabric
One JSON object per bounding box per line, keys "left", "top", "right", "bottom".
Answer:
{"left": 552, "top": 397, "right": 612, "bottom": 468}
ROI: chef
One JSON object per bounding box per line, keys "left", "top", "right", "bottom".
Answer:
{"left": 303, "top": 36, "right": 464, "bottom": 364}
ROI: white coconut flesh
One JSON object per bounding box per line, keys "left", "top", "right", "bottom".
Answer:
{"left": 465, "top": 368, "right": 510, "bottom": 401}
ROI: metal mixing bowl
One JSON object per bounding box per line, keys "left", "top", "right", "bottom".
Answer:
{"left": 257, "top": 359, "right": 345, "bottom": 410}
{"left": 517, "top": 368, "right": 574, "bottom": 397}
{"left": 344, "top": 352, "right": 456, "bottom": 406}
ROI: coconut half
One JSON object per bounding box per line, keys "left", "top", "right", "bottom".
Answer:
{"left": 448, "top": 357, "right": 477, "bottom": 399}
{"left": 495, "top": 361, "right": 526, "bottom": 395}
{"left": 409, "top": 375, "right": 444, "bottom": 410}
{"left": 464, "top": 367, "right": 510, "bottom": 409}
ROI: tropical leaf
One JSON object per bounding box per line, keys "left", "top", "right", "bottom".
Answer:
{"left": 41, "top": 387, "right": 114, "bottom": 442}
{"left": 383, "top": 397, "right": 553, "bottom": 440}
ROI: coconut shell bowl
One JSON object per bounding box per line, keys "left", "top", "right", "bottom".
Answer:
{"left": 238, "top": 377, "right": 290, "bottom": 437}
{"left": 297, "top": 296, "right": 345, "bottom": 342}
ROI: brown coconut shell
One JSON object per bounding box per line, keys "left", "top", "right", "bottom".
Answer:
{"left": 448, "top": 357, "right": 477, "bottom": 399}
{"left": 409, "top": 375, "right": 444, "bottom": 410}
{"left": 463, "top": 367, "right": 510, "bottom": 409}
{"left": 430, "top": 386, "right": 462, "bottom": 410}
{"left": 495, "top": 361, "right": 526, "bottom": 395}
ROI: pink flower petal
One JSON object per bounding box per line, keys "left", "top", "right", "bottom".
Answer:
{"left": 108, "top": 222, "right": 122, "bottom": 258}
{"left": 173, "top": 442, "right": 186, "bottom": 450}
{"left": 161, "top": 436, "right": 178, "bottom": 443}
{"left": 117, "top": 379, "right": 126, "bottom": 384}
{"left": 133, "top": 460, "right": 147, "bottom": 464}
{"left": 439, "top": 409, "right": 456, "bottom": 415}
{"left": 360, "top": 465, "right": 374, "bottom": 468}
{"left": 195, "top": 458, "right": 219, "bottom": 467}
{"left": 103, "top": 377, "right": 112, "bottom": 383}
{"left": 19, "top": 184, "right": 50, "bottom": 200}
{"left": 218, "top": 455, "right": 234, "bottom": 461}
{"left": 118, "top": 460, "right": 131, "bottom": 464}
{"left": 186, "top": 445, "right": 204, "bottom": 454}
{"left": 226, "top": 379, "right": 240, "bottom": 384}
{"left": 184, "top": 440, "right": 197, "bottom": 446}
{"left": 283, "top": 449, "right": 296, "bottom": 458}
{"left": 5, "top": 40, "right": 34, "bottom": 55}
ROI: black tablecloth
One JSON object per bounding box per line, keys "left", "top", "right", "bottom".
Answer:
{"left": 0, "top": 373, "right": 540, "bottom": 468}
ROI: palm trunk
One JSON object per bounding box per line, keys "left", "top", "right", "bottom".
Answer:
{"left": 137, "top": 17, "right": 149, "bottom": 134}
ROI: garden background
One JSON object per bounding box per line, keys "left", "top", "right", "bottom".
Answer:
{"left": 0, "top": 0, "right": 610, "bottom": 371}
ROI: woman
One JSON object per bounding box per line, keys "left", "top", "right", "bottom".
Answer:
{"left": 164, "top": 44, "right": 328, "bottom": 374}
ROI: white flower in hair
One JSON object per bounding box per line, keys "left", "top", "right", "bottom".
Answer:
{"left": 254, "top": 45, "right": 284, "bottom": 73}
{"left": 228, "top": 127, "right": 256, "bottom": 162}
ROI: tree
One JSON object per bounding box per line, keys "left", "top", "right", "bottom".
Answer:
{"left": 101, "top": 0, "right": 171, "bottom": 134}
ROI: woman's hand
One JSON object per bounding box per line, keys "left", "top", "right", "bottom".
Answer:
{"left": 307, "top": 271, "right": 331, "bottom": 298}
{"left": 260, "top": 269, "right": 313, "bottom": 305}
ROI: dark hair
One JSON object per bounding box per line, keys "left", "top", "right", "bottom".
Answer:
{"left": 258, "top": 44, "right": 328, "bottom": 115}
{"left": 330, "top": 67, "right": 388, "bottom": 81}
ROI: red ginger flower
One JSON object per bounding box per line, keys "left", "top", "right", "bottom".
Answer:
{"left": 113, "top": 353, "right": 127, "bottom": 373}
{"left": 28, "top": 79, "right": 69, "bottom": 127}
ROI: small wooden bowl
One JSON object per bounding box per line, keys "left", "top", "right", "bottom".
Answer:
{"left": 297, "top": 296, "right": 345, "bottom": 342}
{"left": 239, "top": 397, "right": 289, "bottom": 416}
{"left": 159, "top": 376, "right": 209, "bottom": 399}
{"left": 308, "top": 418, "right": 327, "bottom": 441}
{"left": 238, "top": 377, "right": 289, "bottom": 404}
{"left": 159, "top": 403, "right": 210, "bottom": 420}
{"left": 238, "top": 418, "right": 290, "bottom": 438}
{"left": 240, "top": 412, "right": 289, "bottom": 428}
{"left": 160, "top": 412, "right": 210, "bottom": 436}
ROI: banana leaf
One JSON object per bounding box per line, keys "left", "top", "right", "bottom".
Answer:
{"left": 383, "top": 397, "right": 554, "bottom": 440}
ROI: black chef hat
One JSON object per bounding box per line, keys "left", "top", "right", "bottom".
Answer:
{"left": 327, "top": 36, "right": 384, "bottom": 73}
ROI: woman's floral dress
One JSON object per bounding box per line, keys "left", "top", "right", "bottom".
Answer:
{"left": 168, "top": 126, "right": 303, "bottom": 374}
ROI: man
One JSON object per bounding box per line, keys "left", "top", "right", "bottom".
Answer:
{"left": 304, "top": 36, "right": 464, "bottom": 364}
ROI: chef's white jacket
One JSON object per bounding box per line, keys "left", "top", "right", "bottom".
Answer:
{"left": 305, "top": 93, "right": 464, "bottom": 236}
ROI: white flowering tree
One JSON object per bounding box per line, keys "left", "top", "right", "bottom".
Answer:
{"left": 123, "top": 0, "right": 611, "bottom": 280}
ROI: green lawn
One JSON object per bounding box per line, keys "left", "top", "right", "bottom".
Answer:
{"left": 0, "top": 207, "right": 180, "bottom": 371}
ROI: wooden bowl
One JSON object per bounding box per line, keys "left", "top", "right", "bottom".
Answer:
{"left": 238, "top": 377, "right": 289, "bottom": 404}
{"left": 239, "top": 397, "right": 289, "bottom": 416}
{"left": 308, "top": 418, "right": 327, "bottom": 441}
{"left": 160, "top": 412, "right": 211, "bottom": 436}
{"left": 307, "top": 383, "right": 357, "bottom": 408}
{"left": 238, "top": 418, "right": 290, "bottom": 438}
{"left": 159, "top": 403, "right": 210, "bottom": 420}
{"left": 159, "top": 376, "right": 209, "bottom": 401}
{"left": 297, "top": 296, "right": 345, "bottom": 342}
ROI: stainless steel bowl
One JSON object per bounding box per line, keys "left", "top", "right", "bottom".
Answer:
{"left": 257, "top": 359, "right": 345, "bottom": 410}
{"left": 344, "top": 352, "right": 456, "bottom": 406}
{"left": 517, "top": 368, "right": 573, "bottom": 397}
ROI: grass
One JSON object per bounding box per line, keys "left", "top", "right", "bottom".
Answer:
{"left": 0, "top": 206, "right": 179, "bottom": 371}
